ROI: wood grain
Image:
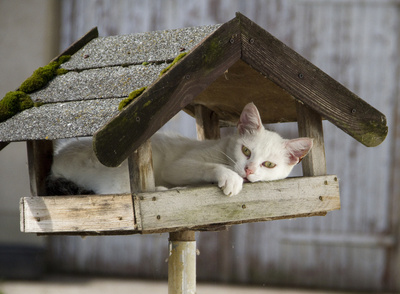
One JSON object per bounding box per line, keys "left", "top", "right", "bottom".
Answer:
{"left": 20, "top": 176, "right": 339, "bottom": 234}
{"left": 238, "top": 12, "right": 388, "bottom": 147}
{"left": 21, "top": 194, "right": 136, "bottom": 233}
{"left": 136, "top": 175, "right": 340, "bottom": 232}
{"left": 93, "top": 17, "right": 241, "bottom": 167}
{"left": 26, "top": 140, "right": 53, "bottom": 196}
{"left": 128, "top": 139, "right": 156, "bottom": 231}
{"left": 296, "top": 103, "right": 327, "bottom": 176}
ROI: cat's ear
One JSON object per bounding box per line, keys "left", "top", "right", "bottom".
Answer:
{"left": 285, "top": 138, "right": 313, "bottom": 165}
{"left": 238, "top": 103, "right": 263, "bottom": 135}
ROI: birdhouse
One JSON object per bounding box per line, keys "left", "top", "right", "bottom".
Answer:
{"left": 0, "top": 13, "right": 387, "bottom": 292}
{"left": 0, "top": 12, "right": 387, "bottom": 235}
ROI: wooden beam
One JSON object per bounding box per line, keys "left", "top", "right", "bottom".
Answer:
{"left": 21, "top": 194, "right": 136, "bottom": 234}
{"left": 93, "top": 16, "right": 241, "bottom": 167}
{"left": 128, "top": 140, "right": 155, "bottom": 231}
{"left": 137, "top": 175, "right": 339, "bottom": 233}
{"left": 238, "top": 12, "right": 387, "bottom": 147}
{"left": 20, "top": 175, "right": 339, "bottom": 235}
{"left": 296, "top": 103, "right": 327, "bottom": 176}
{"left": 195, "top": 104, "right": 220, "bottom": 140}
{"left": 26, "top": 140, "right": 53, "bottom": 196}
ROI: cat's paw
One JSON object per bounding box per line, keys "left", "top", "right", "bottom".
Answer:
{"left": 217, "top": 169, "right": 243, "bottom": 197}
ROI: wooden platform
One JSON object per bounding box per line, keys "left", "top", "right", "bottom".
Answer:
{"left": 20, "top": 175, "right": 340, "bottom": 235}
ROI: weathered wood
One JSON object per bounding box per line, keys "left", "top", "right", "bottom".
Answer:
{"left": 93, "top": 16, "right": 241, "bottom": 167}
{"left": 26, "top": 140, "right": 53, "bottom": 196}
{"left": 192, "top": 59, "right": 298, "bottom": 125}
{"left": 128, "top": 140, "right": 155, "bottom": 231}
{"left": 21, "top": 194, "right": 136, "bottom": 233}
{"left": 195, "top": 105, "right": 220, "bottom": 140}
{"left": 296, "top": 102, "right": 327, "bottom": 176}
{"left": 238, "top": 12, "right": 388, "bottom": 147}
{"left": 50, "top": 27, "right": 98, "bottom": 63}
{"left": 137, "top": 175, "right": 340, "bottom": 232}
{"left": 20, "top": 175, "right": 339, "bottom": 234}
{"left": 128, "top": 140, "right": 155, "bottom": 193}
{"left": 168, "top": 232, "right": 197, "bottom": 294}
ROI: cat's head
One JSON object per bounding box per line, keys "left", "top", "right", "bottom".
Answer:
{"left": 228, "top": 102, "right": 313, "bottom": 183}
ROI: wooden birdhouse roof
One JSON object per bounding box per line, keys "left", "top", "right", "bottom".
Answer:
{"left": 0, "top": 13, "right": 387, "bottom": 167}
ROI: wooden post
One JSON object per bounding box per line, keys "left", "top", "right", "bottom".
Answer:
{"left": 296, "top": 103, "right": 327, "bottom": 177}
{"left": 128, "top": 139, "right": 155, "bottom": 232}
{"left": 168, "top": 231, "right": 196, "bottom": 294}
{"left": 128, "top": 139, "right": 155, "bottom": 193}
{"left": 26, "top": 140, "right": 53, "bottom": 196}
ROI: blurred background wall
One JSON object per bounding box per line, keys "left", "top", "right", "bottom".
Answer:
{"left": 1, "top": 0, "right": 399, "bottom": 291}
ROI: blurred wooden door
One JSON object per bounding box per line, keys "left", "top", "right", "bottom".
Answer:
{"left": 49, "top": 0, "right": 400, "bottom": 291}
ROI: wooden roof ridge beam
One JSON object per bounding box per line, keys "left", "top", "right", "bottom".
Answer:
{"left": 93, "top": 17, "right": 242, "bottom": 167}
{"left": 236, "top": 12, "right": 388, "bottom": 147}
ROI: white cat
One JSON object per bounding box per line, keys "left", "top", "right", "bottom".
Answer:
{"left": 49, "top": 103, "right": 312, "bottom": 196}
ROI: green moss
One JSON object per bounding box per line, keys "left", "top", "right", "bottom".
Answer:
{"left": 19, "top": 55, "right": 71, "bottom": 93}
{"left": 118, "top": 87, "right": 147, "bottom": 111}
{"left": 202, "top": 39, "right": 222, "bottom": 67}
{"left": 56, "top": 68, "right": 69, "bottom": 75}
{"left": 159, "top": 52, "right": 188, "bottom": 76}
{"left": 0, "top": 91, "right": 33, "bottom": 122}
{"left": 142, "top": 61, "right": 149, "bottom": 66}
{"left": 0, "top": 55, "right": 71, "bottom": 123}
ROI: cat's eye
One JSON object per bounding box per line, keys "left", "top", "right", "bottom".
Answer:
{"left": 263, "top": 161, "right": 276, "bottom": 168}
{"left": 242, "top": 145, "right": 251, "bottom": 158}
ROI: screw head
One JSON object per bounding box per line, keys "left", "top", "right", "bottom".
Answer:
{"left": 298, "top": 73, "right": 304, "bottom": 79}
{"left": 249, "top": 38, "right": 254, "bottom": 44}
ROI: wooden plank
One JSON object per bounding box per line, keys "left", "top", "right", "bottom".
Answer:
{"left": 93, "top": 16, "right": 241, "bottom": 167}
{"left": 137, "top": 175, "right": 340, "bottom": 232}
{"left": 128, "top": 140, "right": 156, "bottom": 231}
{"left": 193, "top": 59, "right": 298, "bottom": 125}
{"left": 128, "top": 140, "right": 156, "bottom": 193}
{"left": 21, "top": 194, "right": 136, "bottom": 234}
{"left": 195, "top": 104, "right": 220, "bottom": 140}
{"left": 238, "top": 12, "right": 388, "bottom": 147}
{"left": 26, "top": 140, "right": 53, "bottom": 196}
{"left": 20, "top": 176, "right": 339, "bottom": 235}
{"left": 296, "top": 102, "right": 327, "bottom": 176}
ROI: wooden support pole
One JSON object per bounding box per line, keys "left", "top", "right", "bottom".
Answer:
{"left": 168, "top": 231, "right": 196, "bottom": 294}
{"left": 296, "top": 103, "right": 327, "bottom": 177}
{"left": 26, "top": 140, "right": 53, "bottom": 196}
{"left": 128, "top": 139, "right": 155, "bottom": 232}
{"left": 194, "top": 104, "right": 220, "bottom": 140}
{"left": 128, "top": 139, "right": 155, "bottom": 193}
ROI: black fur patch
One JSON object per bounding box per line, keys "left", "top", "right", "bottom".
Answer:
{"left": 46, "top": 176, "right": 95, "bottom": 195}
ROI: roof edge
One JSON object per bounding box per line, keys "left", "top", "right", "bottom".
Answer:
{"left": 93, "top": 16, "right": 242, "bottom": 167}
{"left": 237, "top": 12, "right": 388, "bottom": 147}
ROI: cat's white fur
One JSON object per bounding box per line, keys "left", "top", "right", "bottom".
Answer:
{"left": 51, "top": 103, "right": 312, "bottom": 196}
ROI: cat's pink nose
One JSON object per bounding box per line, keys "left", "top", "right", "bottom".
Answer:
{"left": 245, "top": 168, "right": 254, "bottom": 176}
